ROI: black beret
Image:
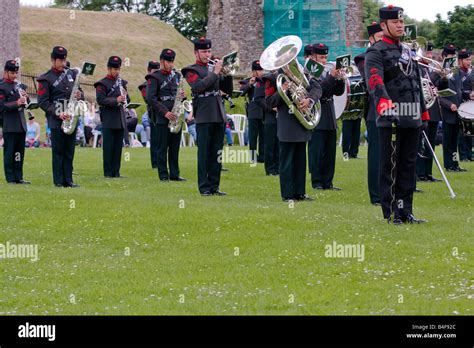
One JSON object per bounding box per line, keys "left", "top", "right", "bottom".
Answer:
{"left": 443, "top": 44, "right": 457, "bottom": 56}
{"left": 304, "top": 44, "right": 313, "bottom": 56}
{"left": 379, "top": 5, "right": 404, "bottom": 20}
{"left": 51, "top": 46, "right": 67, "bottom": 59}
{"left": 160, "top": 49, "right": 176, "bottom": 62}
{"left": 458, "top": 48, "right": 472, "bottom": 59}
{"left": 148, "top": 61, "right": 160, "bottom": 70}
{"left": 313, "top": 43, "right": 329, "bottom": 55}
{"left": 367, "top": 22, "right": 382, "bottom": 36}
{"left": 107, "top": 56, "right": 122, "bottom": 68}
{"left": 193, "top": 37, "right": 212, "bottom": 50}
{"left": 426, "top": 42, "right": 434, "bottom": 52}
{"left": 4, "top": 59, "right": 19, "bottom": 72}
{"left": 251, "top": 60, "right": 263, "bottom": 71}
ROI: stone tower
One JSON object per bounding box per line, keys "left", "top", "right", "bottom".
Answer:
{"left": 207, "top": 0, "right": 364, "bottom": 73}
{"left": 0, "top": 0, "right": 20, "bottom": 74}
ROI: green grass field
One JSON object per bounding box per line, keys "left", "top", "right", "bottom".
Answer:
{"left": 0, "top": 145, "right": 472, "bottom": 315}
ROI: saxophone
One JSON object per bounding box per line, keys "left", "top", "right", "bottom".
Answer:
{"left": 62, "top": 67, "right": 82, "bottom": 135}
{"left": 169, "top": 72, "right": 191, "bottom": 134}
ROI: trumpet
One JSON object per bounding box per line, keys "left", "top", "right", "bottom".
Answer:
{"left": 207, "top": 52, "right": 239, "bottom": 76}
{"left": 14, "top": 80, "right": 30, "bottom": 110}
{"left": 117, "top": 77, "right": 129, "bottom": 109}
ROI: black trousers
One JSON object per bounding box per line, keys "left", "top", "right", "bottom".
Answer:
{"left": 342, "top": 118, "right": 361, "bottom": 158}
{"left": 264, "top": 123, "right": 279, "bottom": 175}
{"left": 442, "top": 122, "right": 460, "bottom": 169}
{"left": 156, "top": 124, "right": 181, "bottom": 180}
{"left": 3, "top": 132, "right": 25, "bottom": 183}
{"left": 309, "top": 129, "right": 336, "bottom": 189}
{"left": 196, "top": 123, "right": 224, "bottom": 193}
{"left": 279, "top": 141, "right": 307, "bottom": 199}
{"left": 102, "top": 128, "right": 124, "bottom": 177}
{"left": 248, "top": 118, "right": 265, "bottom": 162}
{"left": 458, "top": 130, "right": 473, "bottom": 161}
{"left": 378, "top": 126, "right": 420, "bottom": 219}
{"left": 416, "top": 121, "right": 438, "bottom": 177}
{"left": 366, "top": 121, "right": 380, "bottom": 204}
{"left": 149, "top": 122, "right": 158, "bottom": 168}
{"left": 51, "top": 128, "right": 76, "bottom": 185}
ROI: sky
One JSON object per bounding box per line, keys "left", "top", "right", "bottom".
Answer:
{"left": 19, "top": 0, "right": 473, "bottom": 21}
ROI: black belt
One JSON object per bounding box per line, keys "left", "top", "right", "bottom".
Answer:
{"left": 193, "top": 91, "right": 220, "bottom": 98}
{"left": 160, "top": 96, "right": 175, "bottom": 101}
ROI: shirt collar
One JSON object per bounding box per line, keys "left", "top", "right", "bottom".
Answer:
{"left": 106, "top": 74, "right": 116, "bottom": 80}
{"left": 382, "top": 35, "right": 400, "bottom": 45}
{"left": 4, "top": 78, "right": 14, "bottom": 84}
{"left": 196, "top": 60, "right": 207, "bottom": 67}
{"left": 160, "top": 69, "right": 172, "bottom": 75}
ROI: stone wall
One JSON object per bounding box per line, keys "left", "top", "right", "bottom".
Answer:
{"left": 207, "top": 0, "right": 363, "bottom": 73}
{"left": 207, "top": 0, "right": 264, "bottom": 73}
{"left": 0, "top": 0, "right": 20, "bottom": 74}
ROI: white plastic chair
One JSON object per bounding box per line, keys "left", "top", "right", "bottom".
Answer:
{"left": 229, "top": 114, "right": 246, "bottom": 146}
{"left": 92, "top": 130, "right": 101, "bottom": 148}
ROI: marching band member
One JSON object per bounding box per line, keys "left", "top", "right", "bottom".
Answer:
{"left": 309, "top": 43, "right": 345, "bottom": 191}
{"left": 0, "top": 60, "right": 30, "bottom": 184}
{"left": 94, "top": 56, "right": 129, "bottom": 178}
{"left": 240, "top": 60, "right": 265, "bottom": 164}
{"left": 146, "top": 49, "right": 186, "bottom": 182}
{"left": 415, "top": 42, "right": 443, "bottom": 182}
{"left": 182, "top": 37, "right": 233, "bottom": 196}
{"left": 355, "top": 22, "right": 383, "bottom": 205}
{"left": 439, "top": 44, "right": 466, "bottom": 172}
{"left": 262, "top": 71, "right": 280, "bottom": 176}
{"left": 139, "top": 61, "right": 160, "bottom": 169}
{"left": 365, "top": 4, "right": 429, "bottom": 224}
{"left": 266, "top": 62, "right": 322, "bottom": 202}
{"left": 457, "top": 48, "right": 473, "bottom": 162}
{"left": 37, "top": 46, "right": 83, "bottom": 187}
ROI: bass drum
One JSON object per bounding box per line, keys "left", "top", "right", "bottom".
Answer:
{"left": 458, "top": 100, "right": 474, "bottom": 137}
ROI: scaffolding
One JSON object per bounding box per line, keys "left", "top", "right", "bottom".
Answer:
{"left": 263, "top": 0, "right": 365, "bottom": 62}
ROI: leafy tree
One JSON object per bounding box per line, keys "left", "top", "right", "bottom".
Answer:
{"left": 435, "top": 5, "right": 474, "bottom": 49}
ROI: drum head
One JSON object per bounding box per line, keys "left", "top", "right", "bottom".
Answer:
{"left": 458, "top": 101, "right": 474, "bottom": 120}
{"left": 334, "top": 79, "right": 349, "bottom": 119}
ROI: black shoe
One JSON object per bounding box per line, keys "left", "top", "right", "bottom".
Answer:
{"left": 64, "top": 182, "right": 79, "bottom": 188}
{"left": 16, "top": 180, "right": 31, "bottom": 184}
{"left": 170, "top": 177, "right": 187, "bottom": 182}
{"left": 371, "top": 202, "right": 381, "bottom": 206}
{"left": 200, "top": 191, "right": 213, "bottom": 197}
{"left": 116, "top": 175, "right": 127, "bottom": 179}
{"left": 446, "top": 167, "right": 457, "bottom": 172}
{"left": 313, "top": 185, "right": 324, "bottom": 190}
{"left": 54, "top": 183, "right": 63, "bottom": 188}
{"left": 7, "top": 181, "right": 17, "bottom": 185}
{"left": 426, "top": 175, "right": 442, "bottom": 182}
{"left": 326, "top": 185, "right": 342, "bottom": 191}
{"left": 457, "top": 167, "right": 467, "bottom": 172}
{"left": 152, "top": 165, "right": 157, "bottom": 169}
{"left": 414, "top": 188, "right": 424, "bottom": 193}
{"left": 160, "top": 178, "right": 170, "bottom": 182}
{"left": 295, "top": 194, "right": 314, "bottom": 201}
{"left": 392, "top": 216, "right": 404, "bottom": 225}
{"left": 266, "top": 172, "right": 279, "bottom": 176}
{"left": 404, "top": 214, "right": 427, "bottom": 224}
{"left": 221, "top": 168, "right": 229, "bottom": 172}
{"left": 212, "top": 190, "right": 227, "bottom": 196}
{"left": 417, "top": 175, "right": 428, "bottom": 181}
{"left": 282, "top": 197, "right": 295, "bottom": 202}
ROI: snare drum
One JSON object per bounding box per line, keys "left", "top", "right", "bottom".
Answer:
{"left": 342, "top": 75, "right": 367, "bottom": 120}
{"left": 458, "top": 101, "right": 474, "bottom": 137}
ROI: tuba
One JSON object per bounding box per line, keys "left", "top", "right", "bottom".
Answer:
{"left": 169, "top": 70, "right": 192, "bottom": 134}
{"left": 62, "top": 67, "right": 83, "bottom": 135}
{"left": 259, "top": 35, "right": 321, "bottom": 130}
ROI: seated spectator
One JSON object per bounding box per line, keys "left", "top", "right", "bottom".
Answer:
{"left": 25, "top": 114, "right": 41, "bottom": 148}
{"left": 225, "top": 115, "right": 234, "bottom": 146}
{"left": 135, "top": 111, "right": 150, "bottom": 146}
{"left": 83, "top": 103, "right": 102, "bottom": 146}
